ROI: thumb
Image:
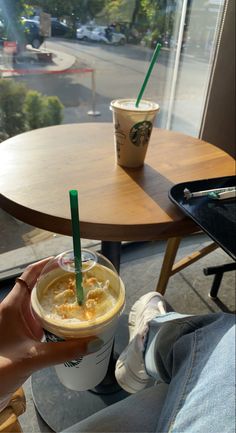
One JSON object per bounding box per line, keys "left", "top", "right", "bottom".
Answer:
{"left": 31, "top": 338, "right": 103, "bottom": 370}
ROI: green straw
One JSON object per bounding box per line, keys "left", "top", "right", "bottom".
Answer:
{"left": 69, "top": 189, "right": 83, "bottom": 305}
{"left": 135, "top": 43, "right": 162, "bottom": 108}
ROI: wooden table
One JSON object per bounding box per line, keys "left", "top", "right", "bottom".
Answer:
{"left": 0, "top": 123, "right": 234, "bottom": 272}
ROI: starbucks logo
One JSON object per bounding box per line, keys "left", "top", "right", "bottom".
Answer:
{"left": 44, "top": 330, "right": 83, "bottom": 368}
{"left": 45, "top": 330, "right": 63, "bottom": 343}
{"left": 64, "top": 358, "right": 83, "bottom": 368}
{"left": 129, "top": 121, "right": 153, "bottom": 147}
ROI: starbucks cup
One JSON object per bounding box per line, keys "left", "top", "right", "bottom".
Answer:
{"left": 110, "top": 98, "right": 160, "bottom": 168}
{"left": 31, "top": 250, "right": 125, "bottom": 391}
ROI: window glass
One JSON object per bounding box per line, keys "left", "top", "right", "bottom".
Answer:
{"left": 0, "top": 0, "right": 226, "bottom": 256}
{"left": 0, "top": 0, "right": 225, "bottom": 138}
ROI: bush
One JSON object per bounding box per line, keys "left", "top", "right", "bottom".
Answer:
{"left": 24, "top": 90, "right": 45, "bottom": 129}
{"left": 0, "top": 131, "right": 9, "bottom": 143}
{"left": 24, "top": 91, "right": 64, "bottom": 130}
{"left": 141, "top": 29, "right": 160, "bottom": 48}
{"left": 42, "top": 96, "right": 64, "bottom": 127}
{"left": 0, "top": 79, "right": 27, "bottom": 137}
{"left": 0, "top": 79, "right": 64, "bottom": 140}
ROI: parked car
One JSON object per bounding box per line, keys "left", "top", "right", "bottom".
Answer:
{"left": 91, "top": 26, "right": 126, "bottom": 45}
{"left": 76, "top": 25, "right": 96, "bottom": 41}
{"left": 0, "top": 18, "right": 44, "bottom": 51}
{"left": 51, "top": 19, "right": 70, "bottom": 37}
{"left": 22, "top": 19, "right": 44, "bottom": 49}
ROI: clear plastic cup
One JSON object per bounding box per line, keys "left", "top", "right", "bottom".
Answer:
{"left": 31, "top": 249, "right": 125, "bottom": 391}
{"left": 110, "top": 98, "right": 160, "bottom": 168}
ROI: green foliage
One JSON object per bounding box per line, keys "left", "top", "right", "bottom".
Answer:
{"left": 0, "top": 79, "right": 27, "bottom": 137}
{"left": 0, "top": 0, "right": 176, "bottom": 43}
{"left": 142, "top": 28, "right": 160, "bottom": 48}
{"left": 0, "top": 0, "right": 32, "bottom": 46}
{"left": 26, "top": 0, "right": 105, "bottom": 24}
{"left": 100, "top": 0, "right": 175, "bottom": 39}
{"left": 23, "top": 90, "right": 44, "bottom": 129}
{"left": 0, "top": 79, "right": 64, "bottom": 142}
{"left": 24, "top": 91, "right": 64, "bottom": 129}
{"left": 42, "top": 96, "right": 64, "bottom": 127}
{"left": 0, "top": 130, "right": 9, "bottom": 142}
{"left": 102, "top": 0, "right": 135, "bottom": 23}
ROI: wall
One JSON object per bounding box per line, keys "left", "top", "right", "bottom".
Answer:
{"left": 200, "top": 0, "right": 235, "bottom": 158}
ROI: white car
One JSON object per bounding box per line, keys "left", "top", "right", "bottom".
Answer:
{"left": 91, "top": 26, "right": 126, "bottom": 45}
{"left": 76, "top": 25, "right": 95, "bottom": 41}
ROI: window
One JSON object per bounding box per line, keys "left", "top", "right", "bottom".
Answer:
{"left": 0, "top": 0, "right": 229, "bottom": 257}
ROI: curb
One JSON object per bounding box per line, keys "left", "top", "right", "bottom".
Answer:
{"left": 0, "top": 48, "right": 76, "bottom": 78}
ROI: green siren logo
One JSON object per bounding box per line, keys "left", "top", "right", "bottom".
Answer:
{"left": 129, "top": 121, "right": 153, "bottom": 146}
{"left": 45, "top": 331, "right": 83, "bottom": 367}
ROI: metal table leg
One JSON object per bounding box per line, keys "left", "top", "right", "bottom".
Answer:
{"left": 101, "top": 241, "right": 121, "bottom": 272}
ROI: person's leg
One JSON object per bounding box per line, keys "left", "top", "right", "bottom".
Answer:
{"left": 145, "top": 311, "right": 235, "bottom": 433}
{"left": 62, "top": 293, "right": 235, "bottom": 433}
{"left": 61, "top": 383, "right": 168, "bottom": 433}
{"left": 115, "top": 292, "right": 235, "bottom": 432}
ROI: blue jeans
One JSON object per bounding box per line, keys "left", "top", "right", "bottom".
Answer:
{"left": 146, "top": 312, "right": 235, "bottom": 433}
{"left": 62, "top": 312, "right": 235, "bottom": 433}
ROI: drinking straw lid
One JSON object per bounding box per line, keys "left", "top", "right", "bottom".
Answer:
{"left": 69, "top": 189, "right": 83, "bottom": 305}
{"left": 135, "top": 43, "right": 162, "bottom": 108}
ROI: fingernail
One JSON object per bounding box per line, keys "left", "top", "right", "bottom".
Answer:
{"left": 87, "top": 338, "right": 104, "bottom": 353}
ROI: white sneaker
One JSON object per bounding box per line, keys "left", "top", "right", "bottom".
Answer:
{"left": 115, "top": 292, "right": 166, "bottom": 394}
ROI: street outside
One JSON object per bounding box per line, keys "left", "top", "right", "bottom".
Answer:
{"left": 11, "top": 38, "right": 209, "bottom": 133}
{"left": 0, "top": 38, "right": 211, "bottom": 256}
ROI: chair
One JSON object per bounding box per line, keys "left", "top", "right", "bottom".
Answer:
{"left": 156, "top": 237, "right": 219, "bottom": 295}
{"left": 156, "top": 236, "right": 236, "bottom": 298}
{"left": 0, "top": 388, "right": 26, "bottom": 433}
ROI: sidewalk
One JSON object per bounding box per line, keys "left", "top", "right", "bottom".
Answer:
{"left": 0, "top": 44, "right": 76, "bottom": 78}
{"left": 0, "top": 231, "right": 99, "bottom": 280}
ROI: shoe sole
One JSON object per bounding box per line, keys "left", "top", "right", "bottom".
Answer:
{"left": 116, "top": 292, "right": 165, "bottom": 393}
{"left": 116, "top": 356, "right": 151, "bottom": 393}
{"left": 128, "top": 292, "right": 166, "bottom": 340}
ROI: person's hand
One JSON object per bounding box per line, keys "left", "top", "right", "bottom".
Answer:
{"left": 0, "top": 258, "right": 99, "bottom": 410}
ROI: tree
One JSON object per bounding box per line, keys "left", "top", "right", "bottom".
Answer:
{"left": 26, "top": 0, "right": 105, "bottom": 31}
{"left": 102, "top": 0, "right": 137, "bottom": 24}
{"left": 130, "top": 0, "right": 141, "bottom": 29}
{"left": 0, "top": 0, "right": 33, "bottom": 46}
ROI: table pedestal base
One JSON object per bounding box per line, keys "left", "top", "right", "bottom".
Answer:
{"left": 31, "top": 369, "right": 129, "bottom": 432}
{"left": 31, "top": 315, "right": 129, "bottom": 432}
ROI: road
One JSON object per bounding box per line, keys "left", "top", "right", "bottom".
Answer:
{"left": 14, "top": 38, "right": 211, "bottom": 134}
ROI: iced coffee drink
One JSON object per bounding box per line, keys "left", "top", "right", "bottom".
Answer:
{"left": 110, "top": 98, "right": 159, "bottom": 168}
{"left": 31, "top": 250, "right": 125, "bottom": 391}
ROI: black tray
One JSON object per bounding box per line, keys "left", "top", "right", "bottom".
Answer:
{"left": 169, "top": 176, "right": 236, "bottom": 260}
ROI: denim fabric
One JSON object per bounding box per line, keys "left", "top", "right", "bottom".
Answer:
{"left": 145, "top": 312, "right": 235, "bottom": 433}
{"left": 61, "top": 384, "right": 168, "bottom": 433}
{"left": 61, "top": 312, "right": 235, "bottom": 433}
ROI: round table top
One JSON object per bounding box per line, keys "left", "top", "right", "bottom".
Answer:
{"left": 0, "top": 123, "right": 234, "bottom": 241}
